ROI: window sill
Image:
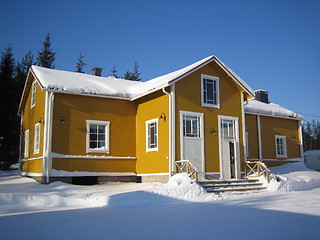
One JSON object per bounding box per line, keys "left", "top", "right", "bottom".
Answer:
{"left": 201, "top": 103, "right": 220, "bottom": 109}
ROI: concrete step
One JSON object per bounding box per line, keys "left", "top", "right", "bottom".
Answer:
{"left": 197, "top": 178, "right": 267, "bottom": 193}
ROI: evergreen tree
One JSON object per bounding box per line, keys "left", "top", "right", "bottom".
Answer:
{"left": 123, "top": 62, "right": 142, "bottom": 81}
{"left": 75, "top": 52, "right": 86, "bottom": 73}
{"left": 16, "top": 51, "right": 34, "bottom": 93}
{"left": 37, "top": 33, "right": 56, "bottom": 68}
{"left": 0, "top": 46, "right": 19, "bottom": 170}
{"left": 302, "top": 120, "right": 320, "bottom": 151}
{"left": 111, "top": 66, "right": 118, "bottom": 78}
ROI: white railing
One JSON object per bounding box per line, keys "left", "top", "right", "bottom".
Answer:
{"left": 175, "top": 160, "right": 198, "bottom": 181}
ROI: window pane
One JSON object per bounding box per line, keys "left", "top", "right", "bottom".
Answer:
{"left": 90, "top": 141, "right": 97, "bottom": 149}
{"left": 98, "top": 141, "right": 105, "bottom": 148}
{"left": 90, "top": 124, "right": 97, "bottom": 133}
{"left": 90, "top": 134, "right": 97, "bottom": 140}
{"left": 98, "top": 134, "right": 105, "bottom": 141}
{"left": 98, "top": 125, "right": 105, "bottom": 133}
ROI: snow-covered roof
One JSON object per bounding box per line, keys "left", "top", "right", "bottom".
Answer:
{"left": 28, "top": 56, "right": 254, "bottom": 101}
{"left": 244, "top": 99, "right": 304, "bottom": 120}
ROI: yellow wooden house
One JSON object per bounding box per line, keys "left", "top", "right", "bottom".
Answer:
{"left": 244, "top": 90, "right": 304, "bottom": 167}
{"left": 18, "top": 56, "right": 303, "bottom": 184}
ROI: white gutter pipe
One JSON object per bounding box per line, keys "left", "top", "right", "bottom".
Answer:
{"left": 162, "top": 84, "right": 175, "bottom": 177}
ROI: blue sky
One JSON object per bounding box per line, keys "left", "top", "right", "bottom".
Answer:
{"left": 1, "top": 0, "right": 319, "bottom": 121}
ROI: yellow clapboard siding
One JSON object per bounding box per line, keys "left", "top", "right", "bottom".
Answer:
{"left": 136, "top": 90, "right": 169, "bottom": 174}
{"left": 52, "top": 158, "right": 136, "bottom": 172}
{"left": 51, "top": 93, "right": 137, "bottom": 172}
{"left": 21, "top": 159, "right": 43, "bottom": 173}
{"left": 175, "top": 61, "right": 246, "bottom": 173}
{"left": 21, "top": 77, "right": 46, "bottom": 173}
{"left": 245, "top": 114, "right": 259, "bottom": 159}
{"left": 260, "top": 116, "right": 301, "bottom": 160}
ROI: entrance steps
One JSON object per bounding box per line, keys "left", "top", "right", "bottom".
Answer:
{"left": 197, "top": 179, "right": 267, "bottom": 193}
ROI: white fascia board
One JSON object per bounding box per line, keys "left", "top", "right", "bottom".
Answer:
{"left": 244, "top": 112, "right": 304, "bottom": 121}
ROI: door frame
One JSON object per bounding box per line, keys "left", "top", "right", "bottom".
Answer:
{"left": 218, "top": 115, "right": 241, "bottom": 179}
{"left": 180, "top": 110, "right": 205, "bottom": 173}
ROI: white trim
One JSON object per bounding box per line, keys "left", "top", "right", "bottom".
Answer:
{"left": 201, "top": 74, "right": 220, "bottom": 108}
{"left": 33, "top": 123, "right": 41, "bottom": 154}
{"left": 31, "top": 81, "right": 37, "bottom": 108}
{"left": 51, "top": 152, "right": 136, "bottom": 159}
{"left": 21, "top": 171, "right": 43, "bottom": 177}
{"left": 21, "top": 156, "right": 44, "bottom": 162}
{"left": 298, "top": 120, "right": 304, "bottom": 160}
{"left": 245, "top": 112, "right": 304, "bottom": 121}
{"left": 257, "top": 115, "right": 263, "bottom": 159}
{"left": 241, "top": 93, "right": 247, "bottom": 162}
{"left": 180, "top": 110, "right": 205, "bottom": 173}
{"left": 275, "top": 135, "right": 287, "bottom": 158}
{"left": 137, "top": 173, "right": 170, "bottom": 176}
{"left": 24, "top": 129, "right": 29, "bottom": 157}
{"left": 86, "top": 120, "right": 110, "bottom": 153}
{"left": 218, "top": 115, "right": 240, "bottom": 179}
{"left": 145, "top": 118, "right": 159, "bottom": 152}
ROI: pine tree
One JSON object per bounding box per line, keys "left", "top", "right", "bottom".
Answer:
{"left": 75, "top": 52, "right": 86, "bottom": 73}
{"left": 123, "top": 62, "right": 142, "bottom": 81}
{"left": 111, "top": 66, "right": 118, "bottom": 78}
{"left": 16, "top": 51, "right": 34, "bottom": 94}
{"left": 37, "top": 33, "right": 56, "bottom": 68}
{"left": 0, "top": 46, "right": 19, "bottom": 170}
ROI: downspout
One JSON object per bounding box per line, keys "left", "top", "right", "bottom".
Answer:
{"left": 257, "top": 115, "right": 263, "bottom": 160}
{"left": 43, "top": 92, "right": 54, "bottom": 184}
{"left": 241, "top": 93, "right": 247, "bottom": 164}
{"left": 162, "top": 85, "right": 175, "bottom": 177}
{"left": 298, "top": 120, "right": 304, "bottom": 161}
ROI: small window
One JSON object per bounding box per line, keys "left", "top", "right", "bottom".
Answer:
{"left": 146, "top": 119, "right": 158, "bottom": 152}
{"left": 34, "top": 123, "right": 41, "bottom": 154}
{"left": 275, "top": 135, "right": 287, "bottom": 158}
{"left": 31, "top": 81, "right": 37, "bottom": 108}
{"left": 221, "top": 119, "right": 235, "bottom": 139}
{"left": 183, "top": 115, "right": 200, "bottom": 138}
{"left": 86, "top": 120, "right": 110, "bottom": 153}
{"left": 201, "top": 74, "right": 219, "bottom": 108}
{"left": 24, "top": 129, "right": 29, "bottom": 157}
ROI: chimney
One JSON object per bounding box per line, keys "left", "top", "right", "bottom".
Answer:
{"left": 92, "top": 67, "right": 103, "bottom": 77}
{"left": 255, "top": 90, "right": 269, "bottom": 103}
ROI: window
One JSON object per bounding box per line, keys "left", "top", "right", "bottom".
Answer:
{"left": 221, "top": 119, "right": 235, "bottom": 139}
{"left": 24, "top": 129, "right": 29, "bottom": 157}
{"left": 34, "top": 123, "right": 40, "bottom": 154}
{"left": 183, "top": 115, "right": 200, "bottom": 138}
{"left": 31, "top": 81, "right": 36, "bottom": 108}
{"left": 86, "top": 120, "right": 110, "bottom": 153}
{"left": 275, "top": 135, "right": 287, "bottom": 158}
{"left": 146, "top": 119, "right": 158, "bottom": 152}
{"left": 201, "top": 74, "right": 219, "bottom": 108}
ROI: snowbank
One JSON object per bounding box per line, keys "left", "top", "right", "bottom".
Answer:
{"left": 153, "top": 173, "right": 219, "bottom": 201}
{"left": 266, "top": 162, "right": 320, "bottom": 191}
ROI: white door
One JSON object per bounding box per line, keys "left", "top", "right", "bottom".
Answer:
{"left": 219, "top": 116, "right": 240, "bottom": 179}
{"left": 180, "top": 111, "right": 204, "bottom": 174}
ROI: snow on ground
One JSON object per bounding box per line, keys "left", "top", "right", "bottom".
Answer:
{"left": 1, "top": 163, "right": 320, "bottom": 240}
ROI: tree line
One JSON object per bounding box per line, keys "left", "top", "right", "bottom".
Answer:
{"left": 302, "top": 120, "right": 320, "bottom": 151}
{"left": 0, "top": 33, "right": 141, "bottom": 170}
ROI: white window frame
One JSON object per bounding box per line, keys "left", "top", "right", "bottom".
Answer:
{"left": 201, "top": 74, "right": 220, "bottom": 108}
{"left": 275, "top": 135, "right": 287, "bottom": 158}
{"left": 24, "top": 129, "right": 30, "bottom": 157}
{"left": 146, "top": 118, "right": 158, "bottom": 152}
{"left": 31, "top": 81, "right": 37, "bottom": 108}
{"left": 34, "top": 123, "right": 41, "bottom": 154}
{"left": 86, "top": 120, "right": 110, "bottom": 153}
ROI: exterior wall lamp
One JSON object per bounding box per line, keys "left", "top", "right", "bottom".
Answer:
{"left": 211, "top": 129, "right": 217, "bottom": 135}
{"left": 60, "top": 117, "right": 65, "bottom": 124}
{"left": 38, "top": 118, "right": 44, "bottom": 124}
{"left": 159, "top": 113, "right": 166, "bottom": 121}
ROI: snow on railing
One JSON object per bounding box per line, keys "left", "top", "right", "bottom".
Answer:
{"left": 175, "top": 160, "right": 198, "bottom": 182}
{"left": 246, "top": 161, "right": 271, "bottom": 183}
